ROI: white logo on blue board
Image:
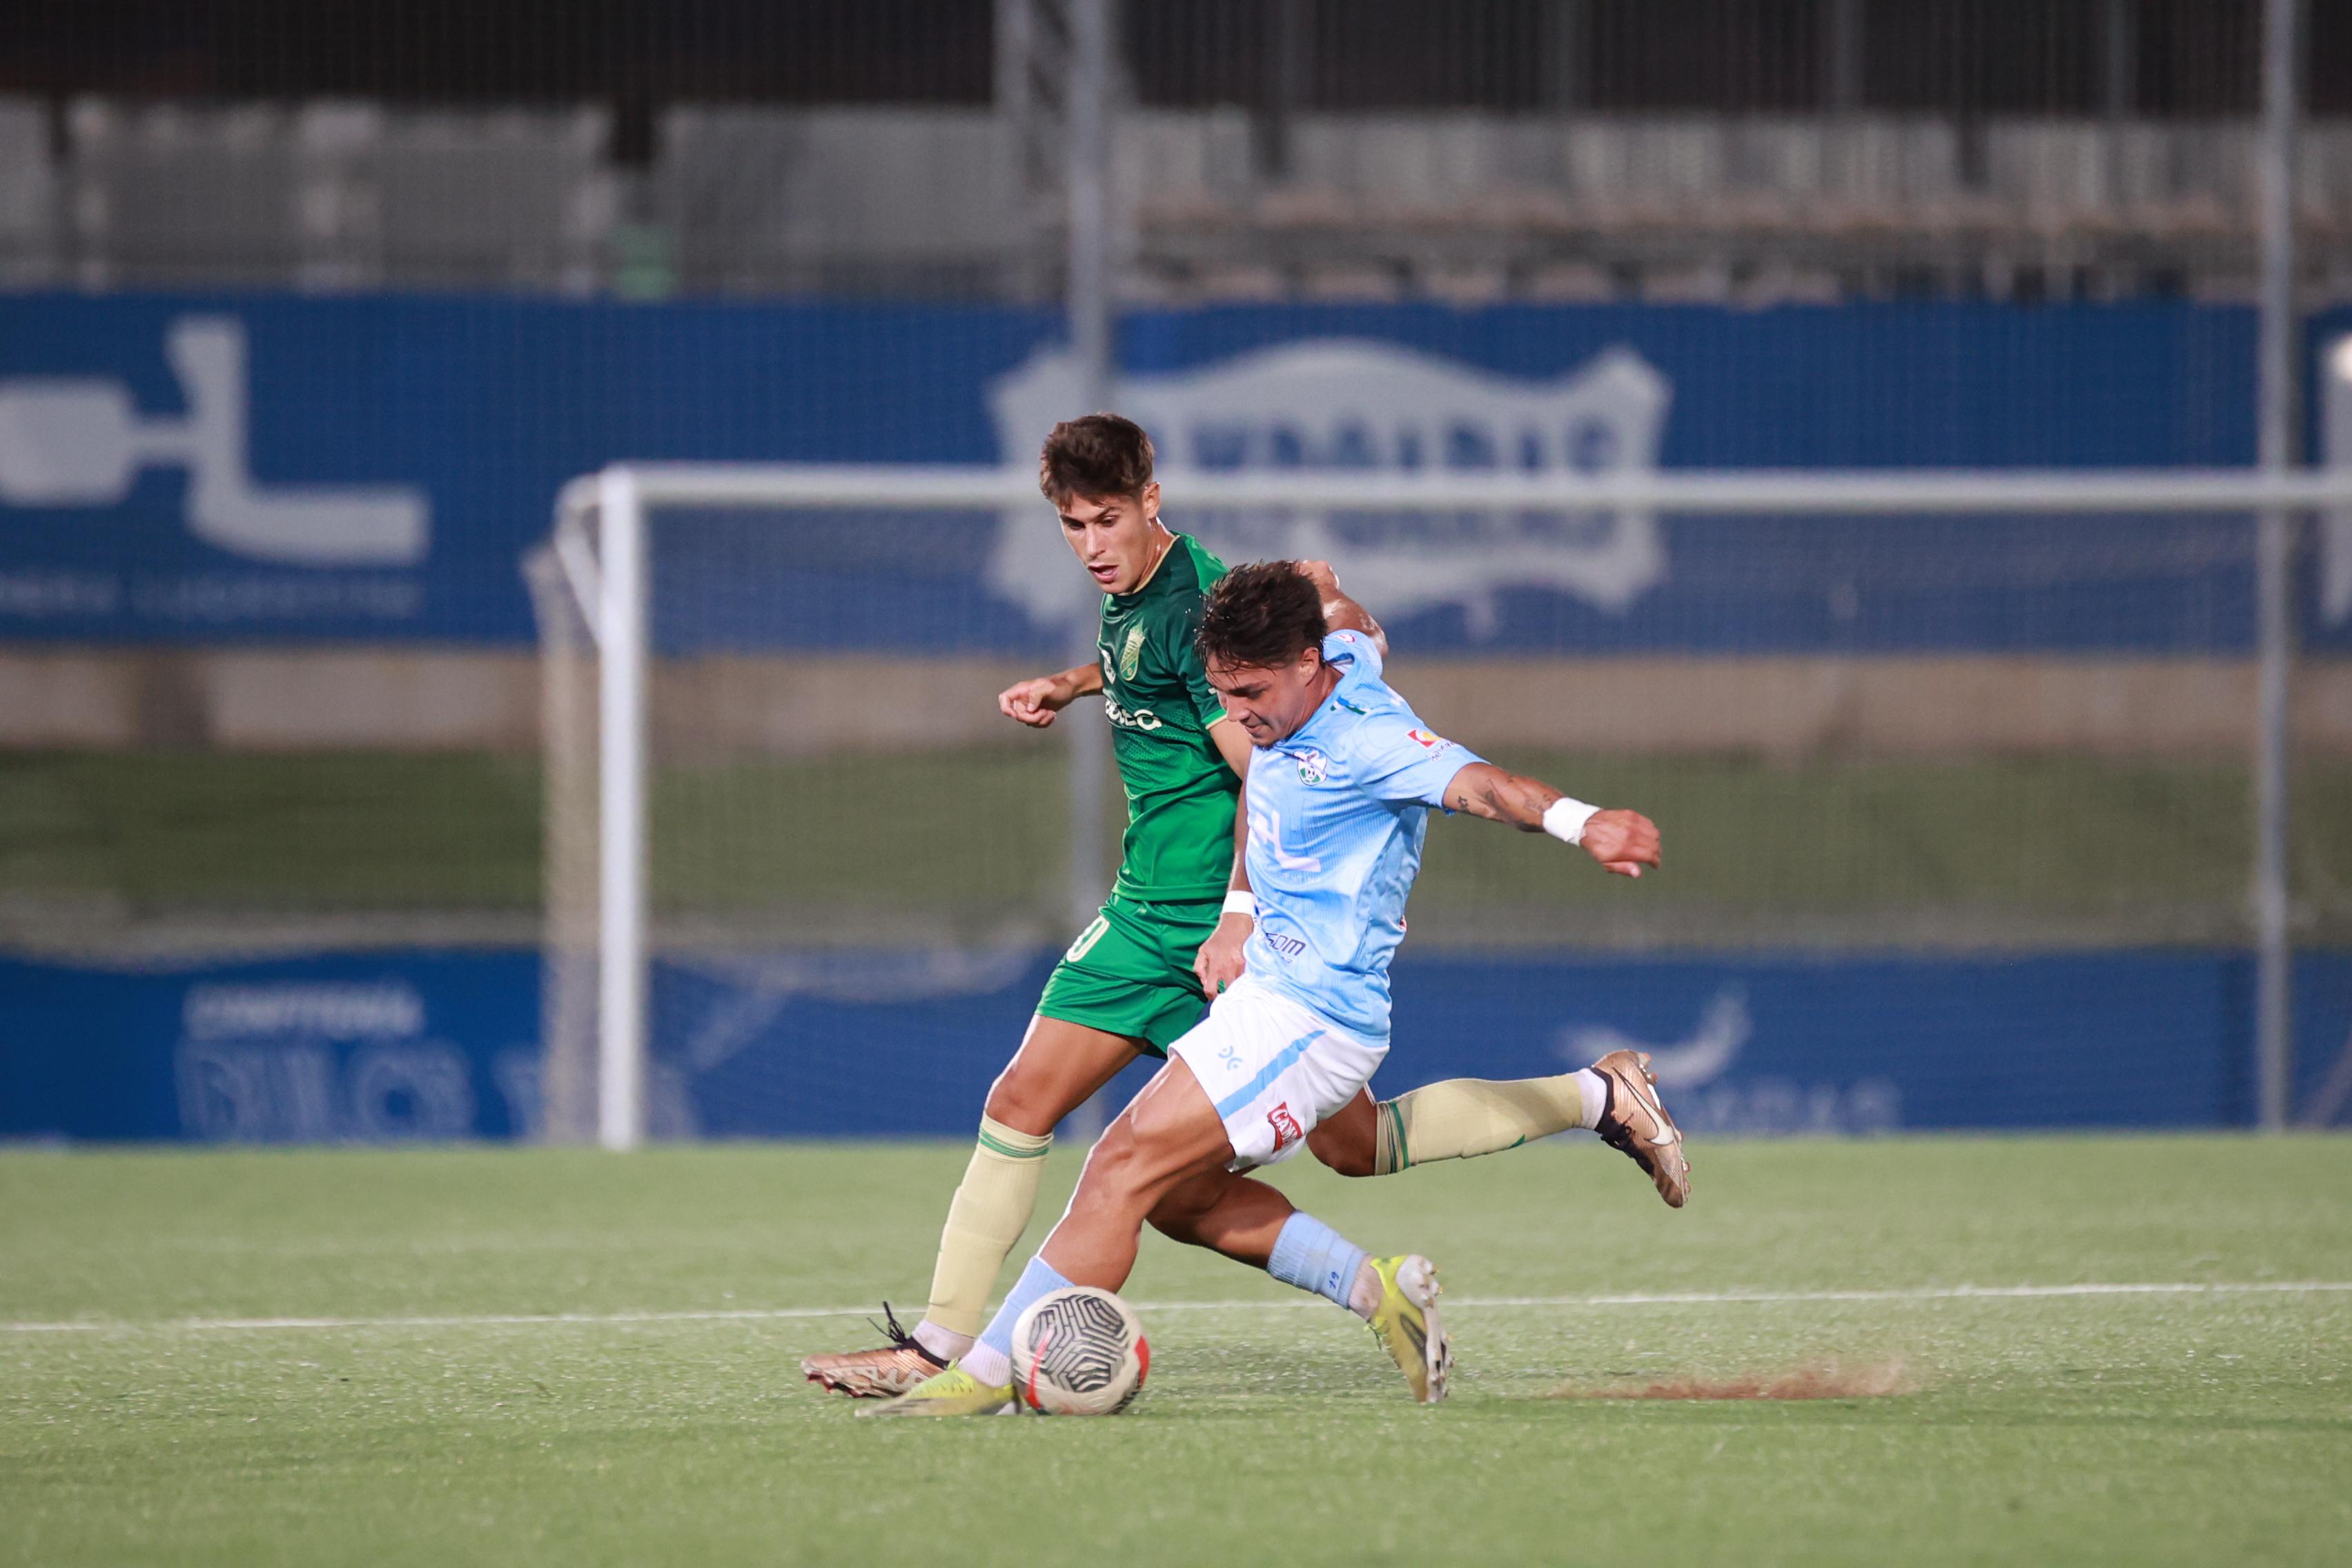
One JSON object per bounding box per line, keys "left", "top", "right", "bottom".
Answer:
{"left": 1554, "top": 986, "right": 1900, "bottom": 1137}
{"left": 0, "top": 315, "right": 429, "bottom": 566}
{"left": 173, "top": 979, "right": 490, "bottom": 1142}
{"left": 1560, "top": 988, "right": 1752, "bottom": 1090}
{"left": 986, "top": 338, "right": 1672, "bottom": 637}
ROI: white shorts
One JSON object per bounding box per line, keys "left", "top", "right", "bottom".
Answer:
{"left": 1169, "top": 977, "right": 1388, "bottom": 1168}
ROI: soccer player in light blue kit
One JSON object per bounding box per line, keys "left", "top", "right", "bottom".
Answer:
{"left": 871, "top": 562, "right": 1687, "bottom": 1415}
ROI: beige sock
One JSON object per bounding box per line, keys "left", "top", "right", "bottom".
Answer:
{"left": 1372, "top": 1075, "right": 1590, "bottom": 1175}
{"left": 924, "top": 1117, "right": 1052, "bottom": 1338}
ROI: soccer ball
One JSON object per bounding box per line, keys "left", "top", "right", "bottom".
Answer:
{"left": 1009, "top": 1286, "right": 1149, "bottom": 1415}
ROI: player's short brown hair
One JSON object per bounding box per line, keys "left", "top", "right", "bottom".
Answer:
{"left": 1197, "top": 560, "right": 1329, "bottom": 671}
{"left": 1039, "top": 413, "right": 1155, "bottom": 502}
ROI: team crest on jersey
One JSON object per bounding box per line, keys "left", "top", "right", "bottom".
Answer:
{"left": 1119, "top": 624, "right": 1146, "bottom": 679}
{"left": 1265, "top": 1102, "right": 1304, "bottom": 1153}
{"left": 1291, "top": 747, "right": 1329, "bottom": 785}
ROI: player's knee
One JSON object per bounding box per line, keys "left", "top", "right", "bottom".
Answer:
{"left": 1077, "top": 1119, "right": 1185, "bottom": 1225}
{"left": 981, "top": 1064, "right": 1065, "bottom": 1138}
{"left": 1307, "top": 1120, "right": 1377, "bottom": 1179}
{"left": 1145, "top": 1173, "right": 1220, "bottom": 1236}
{"left": 1072, "top": 1118, "right": 1148, "bottom": 1204}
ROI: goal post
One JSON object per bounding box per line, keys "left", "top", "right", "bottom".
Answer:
{"left": 537, "top": 463, "right": 2352, "bottom": 1151}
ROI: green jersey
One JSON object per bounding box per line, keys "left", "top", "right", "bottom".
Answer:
{"left": 1095, "top": 533, "right": 1237, "bottom": 904}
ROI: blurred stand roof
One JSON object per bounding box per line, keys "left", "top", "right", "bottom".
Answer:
{"left": 9, "top": 2, "right": 2346, "bottom": 133}
{"left": 3, "top": 1, "right": 2349, "bottom": 304}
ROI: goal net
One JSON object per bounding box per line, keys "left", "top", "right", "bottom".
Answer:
{"left": 532, "top": 465, "right": 2352, "bottom": 1148}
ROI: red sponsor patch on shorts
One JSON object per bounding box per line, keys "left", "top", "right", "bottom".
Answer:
{"left": 1266, "top": 1102, "right": 1304, "bottom": 1152}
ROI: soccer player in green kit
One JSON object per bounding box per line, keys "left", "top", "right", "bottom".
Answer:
{"left": 803, "top": 415, "right": 1683, "bottom": 1399}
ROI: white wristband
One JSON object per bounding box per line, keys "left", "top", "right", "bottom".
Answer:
{"left": 1222, "top": 890, "right": 1257, "bottom": 918}
{"left": 1541, "top": 797, "right": 1601, "bottom": 846}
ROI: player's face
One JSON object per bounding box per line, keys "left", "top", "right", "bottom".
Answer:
{"left": 1206, "top": 646, "right": 1329, "bottom": 747}
{"left": 1055, "top": 483, "right": 1164, "bottom": 594}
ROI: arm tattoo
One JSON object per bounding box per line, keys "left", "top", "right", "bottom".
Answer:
{"left": 1447, "top": 765, "right": 1560, "bottom": 830}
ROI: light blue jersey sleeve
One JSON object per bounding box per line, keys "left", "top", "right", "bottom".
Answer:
{"left": 1322, "top": 631, "right": 1476, "bottom": 807}
{"left": 1347, "top": 714, "right": 1476, "bottom": 807}
{"left": 1321, "top": 627, "right": 1383, "bottom": 680}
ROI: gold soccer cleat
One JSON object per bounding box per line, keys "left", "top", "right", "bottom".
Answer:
{"left": 1590, "top": 1048, "right": 1692, "bottom": 1208}
{"left": 801, "top": 1304, "right": 950, "bottom": 1399}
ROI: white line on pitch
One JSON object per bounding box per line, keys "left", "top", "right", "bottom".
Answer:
{"left": 5, "top": 1280, "right": 2349, "bottom": 1335}
{"left": 1450, "top": 1281, "right": 2352, "bottom": 1308}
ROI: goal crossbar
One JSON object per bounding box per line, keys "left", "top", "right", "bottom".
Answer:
{"left": 548, "top": 462, "right": 2352, "bottom": 1150}
{"left": 559, "top": 464, "right": 2352, "bottom": 541}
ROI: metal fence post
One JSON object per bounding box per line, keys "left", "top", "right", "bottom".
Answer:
{"left": 2253, "top": 0, "right": 2300, "bottom": 1131}
{"left": 1062, "top": 0, "right": 1116, "bottom": 1141}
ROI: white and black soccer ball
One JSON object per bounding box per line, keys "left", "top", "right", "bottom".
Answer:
{"left": 1010, "top": 1286, "right": 1148, "bottom": 1415}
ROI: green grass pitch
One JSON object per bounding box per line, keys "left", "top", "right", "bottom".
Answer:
{"left": 5, "top": 1136, "right": 2349, "bottom": 1565}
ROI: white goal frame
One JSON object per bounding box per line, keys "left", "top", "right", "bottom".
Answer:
{"left": 546, "top": 462, "right": 2352, "bottom": 1150}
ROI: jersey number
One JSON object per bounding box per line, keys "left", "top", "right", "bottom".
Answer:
{"left": 1065, "top": 915, "right": 1110, "bottom": 963}
{"left": 1248, "top": 804, "right": 1323, "bottom": 874}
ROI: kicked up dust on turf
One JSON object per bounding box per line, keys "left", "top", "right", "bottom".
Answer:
{"left": 1549, "top": 1357, "right": 1917, "bottom": 1401}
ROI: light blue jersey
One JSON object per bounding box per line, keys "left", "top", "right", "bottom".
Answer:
{"left": 1239, "top": 631, "right": 1482, "bottom": 1043}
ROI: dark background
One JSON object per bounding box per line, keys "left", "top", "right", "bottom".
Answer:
{"left": 6, "top": 1, "right": 2345, "bottom": 164}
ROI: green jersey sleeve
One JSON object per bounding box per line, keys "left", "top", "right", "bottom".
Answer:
{"left": 1158, "top": 580, "right": 1228, "bottom": 731}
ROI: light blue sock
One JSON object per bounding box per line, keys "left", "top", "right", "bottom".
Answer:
{"left": 976, "top": 1254, "right": 1075, "bottom": 1363}
{"left": 1267, "top": 1212, "right": 1369, "bottom": 1311}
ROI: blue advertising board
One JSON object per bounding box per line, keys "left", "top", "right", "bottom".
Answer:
{"left": 3, "top": 293, "right": 2346, "bottom": 654}
{"left": 0, "top": 951, "right": 542, "bottom": 1144}
{"left": 6, "top": 945, "right": 2349, "bottom": 1143}
{"left": 668, "top": 946, "right": 2352, "bottom": 1139}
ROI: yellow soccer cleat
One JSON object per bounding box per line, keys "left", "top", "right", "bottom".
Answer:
{"left": 1366, "top": 1254, "right": 1451, "bottom": 1404}
{"left": 854, "top": 1362, "right": 1013, "bottom": 1419}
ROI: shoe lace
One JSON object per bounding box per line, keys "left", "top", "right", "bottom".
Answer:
{"left": 866, "top": 1302, "right": 947, "bottom": 1368}
{"left": 1593, "top": 1075, "right": 1686, "bottom": 1190}
{"left": 1596, "top": 1117, "right": 1642, "bottom": 1161}
{"left": 1591, "top": 1072, "right": 1649, "bottom": 1165}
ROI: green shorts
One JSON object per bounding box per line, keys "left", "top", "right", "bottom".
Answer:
{"left": 1035, "top": 892, "right": 1222, "bottom": 1056}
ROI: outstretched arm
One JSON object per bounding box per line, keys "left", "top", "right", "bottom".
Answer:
{"left": 997, "top": 660, "right": 1104, "bottom": 728}
{"left": 1440, "top": 761, "right": 1661, "bottom": 879}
